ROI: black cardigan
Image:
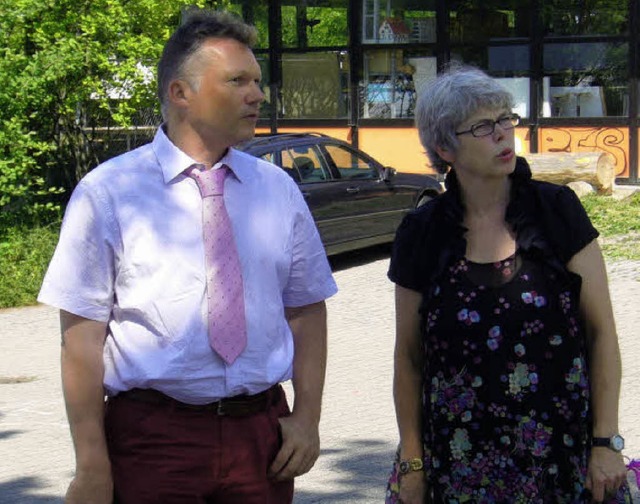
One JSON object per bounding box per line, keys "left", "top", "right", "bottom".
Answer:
{"left": 388, "top": 157, "right": 599, "bottom": 305}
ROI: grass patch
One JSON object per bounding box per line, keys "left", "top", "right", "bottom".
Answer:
{"left": 581, "top": 191, "right": 640, "bottom": 261}
{"left": 0, "top": 223, "right": 60, "bottom": 309}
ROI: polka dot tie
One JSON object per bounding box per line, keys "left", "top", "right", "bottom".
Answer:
{"left": 187, "top": 164, "right": 247, "bottom": 364}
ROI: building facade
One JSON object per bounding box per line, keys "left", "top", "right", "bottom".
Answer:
{"left": 227, "top": 0, "right": 637, "bottom": 183}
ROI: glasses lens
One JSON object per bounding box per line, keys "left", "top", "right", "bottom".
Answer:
{"left": 471, "top": 121, "right": 495, "bottom": 137}
{"left": 498, "top": 115, "right": 518, "bottom": 129}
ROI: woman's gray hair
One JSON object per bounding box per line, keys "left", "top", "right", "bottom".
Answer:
{"left": 414, "top": 63, "right": 514, "bottom": 173}
{"left": 157, "top": 9, "right": 258, "bottom": 120}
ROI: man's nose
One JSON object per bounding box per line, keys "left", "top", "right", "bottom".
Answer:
{"left": 247, "top": 82, "right": 265, "bottom": 104}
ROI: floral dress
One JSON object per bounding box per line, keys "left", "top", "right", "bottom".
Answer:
{"left": 417, "top": 252, "right": 591, "bottom": 503}
{"left": 386, "top": 251, "right": 633, "bottom": 504}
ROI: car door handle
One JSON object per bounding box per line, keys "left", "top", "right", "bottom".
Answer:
{"left": 346, "top": 187, "right": 360, "bottom": 194}
{"left": 301, "top": 191, "right": 311, "bottom": 198}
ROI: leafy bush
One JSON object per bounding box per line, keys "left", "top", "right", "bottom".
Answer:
{"left": 0, "top": 0, "right": 218, "bottom": 230}
{"left": 0, "top": 224, "right": 60, "bottom": 308}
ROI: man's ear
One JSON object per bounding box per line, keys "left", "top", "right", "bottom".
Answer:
{"left": 168, "top": 79, "right": 191, "bottom": 109}
{"left": 435, "top": 145, "right": 455, "bottom": 165}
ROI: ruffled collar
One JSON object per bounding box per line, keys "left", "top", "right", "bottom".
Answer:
{"left": 433, "top": 157, "right": 557, "bottom": 281}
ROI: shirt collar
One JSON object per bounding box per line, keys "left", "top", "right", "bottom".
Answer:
{"left": 152, "top": 125, "right": 248, "bottom": 184}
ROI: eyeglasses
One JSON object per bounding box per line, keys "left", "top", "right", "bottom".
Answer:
{"left": 455, "top": 114, "right": 521, "bottom": 137}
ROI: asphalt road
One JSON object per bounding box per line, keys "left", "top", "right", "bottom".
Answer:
{"left": 1, "top": 245, "right": 639, "bottom": 503}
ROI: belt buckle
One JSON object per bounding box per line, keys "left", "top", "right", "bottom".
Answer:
{"left": 216, "top": 399, "right": 227, "bottom": 416}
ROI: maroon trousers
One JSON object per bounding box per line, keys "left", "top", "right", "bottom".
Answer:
{"left": 105, "top": 386, "right": 293, "bottom": 504}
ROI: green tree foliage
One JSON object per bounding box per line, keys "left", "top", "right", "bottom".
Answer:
{"left": 0, "top": 0, "right": 228, "bottom": 232}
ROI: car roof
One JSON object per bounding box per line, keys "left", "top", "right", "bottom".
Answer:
{"left": 237, "top": 132, "right": 338, "bottom": 152}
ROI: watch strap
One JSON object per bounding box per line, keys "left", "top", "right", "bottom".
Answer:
{"left": 398, "top": 457, "right": 424, "bottom": 475}
{"left": 592, "top": 437, "right": 611, "bottom": 447}
{"left": 592, "top": 434, "right": 625, "bottom": 452}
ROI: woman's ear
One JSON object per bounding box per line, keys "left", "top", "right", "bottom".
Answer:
{"left": 435, "top": 145, "right": 456, "bottom": 165}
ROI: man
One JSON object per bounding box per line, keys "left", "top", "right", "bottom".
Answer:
{"left": 38, "top": 9, "right": 337, "bottom": 504}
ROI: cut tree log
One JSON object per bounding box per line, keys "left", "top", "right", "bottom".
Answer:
{"left": 526, "top": 152, "right": 616, "bottom": 195}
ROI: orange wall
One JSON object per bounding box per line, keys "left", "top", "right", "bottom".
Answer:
{"left": 358, "top": 127, "right": 531, "bottom": 174}
{"left": 358, "top": 128, "right": 434, "bottom": 174}
{"left": 258, "top": 125, "right": 632, "bottom": 179}
{"left": 538, "top": 126, "right": 629, "bottom": 178}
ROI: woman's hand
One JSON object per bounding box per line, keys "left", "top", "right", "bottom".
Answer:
{"left": 585, "top": 447, "right": 627, "bottom": 502}
{"left": 398, "top": 471, "right": 427, "bottom": 504}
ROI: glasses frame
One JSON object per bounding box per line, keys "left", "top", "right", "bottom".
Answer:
{"left": 455, "top": 114, "right": 521, "bottom": 137}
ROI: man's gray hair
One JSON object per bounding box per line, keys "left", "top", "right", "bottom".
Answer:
{"left": 414, "top": 63, "right": 514, "bottom": 173}
{"left": 157, "top": 9, "right": 258, "bottom": 120}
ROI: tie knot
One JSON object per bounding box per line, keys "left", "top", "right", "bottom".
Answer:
{"left": 187, "top": 164, "right": 228, "bottom": 198}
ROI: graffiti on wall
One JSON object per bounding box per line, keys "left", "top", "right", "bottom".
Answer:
{"left": 538, "top": 127, "right": 629, "bottom": 178}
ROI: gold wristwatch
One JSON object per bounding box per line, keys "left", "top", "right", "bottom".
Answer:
{"left": 398, "top": 457, "right": 424, "bottom": 475}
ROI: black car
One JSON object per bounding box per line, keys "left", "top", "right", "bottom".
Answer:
{"left": 238, "top": 133, "right": 443, "bottom": 256}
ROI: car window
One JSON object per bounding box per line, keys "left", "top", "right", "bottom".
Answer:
{"left": 323, "top": 144, "right": 378, "bottom": 180}
{"left": 259, "top": 150, "right": 302, "bottom": 182}
{"left": 289, "top": 146, "right": 328, "bottom": 183}
{"left": 259, "top": 152, "right": 276, "bottom": 164}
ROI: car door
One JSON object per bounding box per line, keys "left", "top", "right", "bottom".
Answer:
{"left": 253, "top": 142, "right": 350, "bottom": 249}
{"left": 320, "top": 142, "right": 416, "bottom": 241}
{"left": 283, "top": 143, "right": 351, "bottom": 247}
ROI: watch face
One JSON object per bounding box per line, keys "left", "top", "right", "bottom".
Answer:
{"left": 612, "top": 435, "right": 625, "bottom": 451}
{"left": 398, "top": 462, "right": 410, "bottom": 474}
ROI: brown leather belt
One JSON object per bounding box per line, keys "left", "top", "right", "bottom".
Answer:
{"left": 116, "top": 384, "right": 281, "bottom": 417}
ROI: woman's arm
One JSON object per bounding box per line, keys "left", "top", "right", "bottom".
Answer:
{"left": 393, "top": 285, "right": 426, "bottom": 504}
{"left": 567, "top": 239, "right": 627, "bottom": 501}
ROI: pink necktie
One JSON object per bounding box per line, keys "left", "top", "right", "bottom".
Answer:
{"left": 187, "top": 164, "right": 247, "bottom": 364}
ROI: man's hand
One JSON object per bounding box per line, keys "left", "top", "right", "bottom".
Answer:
{"left": 268, "top": 414, "right": 320, "bottom": 481}
{"left": 275, "top": 301, "right": 327, "bottom": 481}
{"left": 65, "top": 468, "right": 113, "bottom": 504}
{"left": 585, "top": 447, "right": 627, "bottom": 502}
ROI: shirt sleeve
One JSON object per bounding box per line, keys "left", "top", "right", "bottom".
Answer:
{"left": 546, "top": 185, "right": 599, "bottom": 263}
{"left": 282, "top": 185, "right": 338, "bottom": 307}
{"left": 388, "top": 209, "right": 429, "bottom": 292}
{"left": 37, "top": 179, "right": 117, "bottom": 322}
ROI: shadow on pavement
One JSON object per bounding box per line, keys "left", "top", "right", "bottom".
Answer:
{"left": 0, "top": 477, "right": 63, "bottom": 503}
{"left": 329, "top": 243, "right": 392, "bottom": 273}
{"left": 0, "top": 429, "right": 23, "bottom": 441}
{"left": 295, "top": 438, "right": 395, "bottom": 503}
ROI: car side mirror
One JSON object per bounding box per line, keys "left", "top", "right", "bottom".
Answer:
{"left": 383, "top": 167, "right": 396, "bottom": 181}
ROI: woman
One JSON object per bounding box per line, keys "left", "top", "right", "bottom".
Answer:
{"left": 386, "top": 65, "right": 629, "bottom": 503}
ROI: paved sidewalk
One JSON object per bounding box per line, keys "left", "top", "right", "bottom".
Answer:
{"left": 1, "top": 248, "right": 639, "bottom": 503}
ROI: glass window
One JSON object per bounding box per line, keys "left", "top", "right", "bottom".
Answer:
{"left": 360, "top": 49, "right": 436, "bottom": 119}
{"left": 449, "top": 0, "right": 532, "bottom": 44}
{"left": 324, "top": 144, "right": 378, "bottom": 180}
{"left": 542, "top": 42, "right": 628, "bottom": 117}
{"left": 540, "top": 0, "right": 628, "bottom": 36}
{"left": 362, "top": 0, "right": 436, "bottom": 44}
{"left": 279, "top": 52, "right": 349, "bottom": 119}
{"left": 281, "top": 0, "right": 348, "bottom": 48}
{"left": 289, "top": 146, "right": 329, "bottom": 183}
{"left": 451, "top": 44, "right": 529, "bottom": 71}
{"left": 226, "top": 0, "right": 270, "bottom": 49}
{"left": 255, "top": 54, "right": 271, "bottom": 120}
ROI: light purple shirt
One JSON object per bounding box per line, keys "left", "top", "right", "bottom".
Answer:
{"left": 38, "top": 127, "right": 338, "bottom": 403}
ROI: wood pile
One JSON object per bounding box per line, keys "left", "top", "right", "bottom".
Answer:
{"left": 526, "top": 152, "right": 616, "bottom": 195}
